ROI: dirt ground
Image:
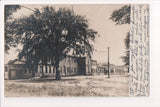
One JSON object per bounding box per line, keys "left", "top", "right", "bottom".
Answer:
{"left": 4, "top": 74, "right": 129, "bottom": 97}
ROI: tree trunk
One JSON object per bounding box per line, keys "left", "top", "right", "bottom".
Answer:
{"left": 31, "top": 65, "right": 35, "bottom": 77}
{"left": 45, "top": 65, "right": 47, "bottom": 73}
{"left": 31, "top": 68, "right": 35, "bottom": 77}
{"left": 55, "top": 58, "right": 61, "bottom": 80}
{"left": 41, "top": 65, "right": 44, "bottom": 78}
{"left": 55, "top": 33, "right": 61, "bottom": 80}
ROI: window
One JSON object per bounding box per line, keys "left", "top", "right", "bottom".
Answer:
{"left": 63, "top": 66, "right": 66, "bottom": 71}
{"left": 53, "top": 68, "right": 55, "bottom": 73}
{"left": 48, "top": 58, "right": 50, "bottom": 63}
{"left": 64, "top": 66, "right": 66, "bottom": 74}
{"left": 74, "top": 67, "right": 77, "bottom": 74}
{"left": 60, "top": 67, "right": 62, "bottom": 73}
{"left": 45, "top": 66, "right": 48, "bottom": 73}
{"left": 111, "top": 70, "right": 114, "bottom": 73}
{"left": 40, "top": 66, "right": 43, "bottom": 73}
{"left": 49, "top": 66, "right": 51, "bottom": 73}
{"left": 29, "top": 67, "right": 31, "bottom": 73}
{"left": 25, "top": 68, "right": 27, "bottom": 74}
{"left": 71, "top": 67, "right": 73, "bottom": 73}
{"left": 36, "top": 66, "right": 38, "bottom": 73}
{"left": 67, "top": 67, "right": 70, "bottom": 73}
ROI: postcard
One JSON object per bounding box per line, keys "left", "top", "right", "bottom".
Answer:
{"left": 3, "top": 4, "right": 149, "bottom": 97}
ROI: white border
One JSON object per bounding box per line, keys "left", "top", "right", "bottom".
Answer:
{"left": 1, "top": 0, "right": 160, "bottom": 107}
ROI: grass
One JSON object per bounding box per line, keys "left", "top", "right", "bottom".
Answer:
{"left": 5, "top": 82, "right": 102, "bottom": 97}
{"left": 4, "top": 75, "right": 129, "bottom": 97}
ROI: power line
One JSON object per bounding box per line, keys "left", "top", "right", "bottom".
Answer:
{"left": 20, "top": 6, "right": 37, "bottom": 13}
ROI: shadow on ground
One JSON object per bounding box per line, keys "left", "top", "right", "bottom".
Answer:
{"left": 15, "top": 78, "right": 77, "bottom": 83}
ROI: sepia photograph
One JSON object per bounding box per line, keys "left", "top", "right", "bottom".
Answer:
{"left": 4, "top": 4, "right": 131, "bottom": 97}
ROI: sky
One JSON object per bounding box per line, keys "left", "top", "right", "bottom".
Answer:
{"left": 4, "top": 4, "right": 130, "bottom": 65}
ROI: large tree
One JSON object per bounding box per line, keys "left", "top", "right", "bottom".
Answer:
{"left": 5, "top": 5, "right": 21, "bottom": 53}
{"left": 7, "top": 6, "right": 98, "bottom": 80}
{"left": 110, "top": 5, "right": 130, "bottom": 70}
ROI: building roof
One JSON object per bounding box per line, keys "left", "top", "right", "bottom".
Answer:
{"left": 91, "top": 60, "right": 97, "bottom": 62}
{"left": 8, "top": 59, "right": 26, "bottom": 65}
{"left": 8, "top": 55, "right": 88, "bottom": 65}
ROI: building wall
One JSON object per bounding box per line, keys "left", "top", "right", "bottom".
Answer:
{"left": 36, "top": 56, "right": 82, "bottom": 77}
{"left": 91, "top": 60, "right": 98, "bottom": 75}
{"left": 4, "top": 65, "right": 9, "bottom": 80}
{"left": 60, "top": 56, "right": 79, "bottom": 76}
{"left": 7, "top": 64, "right": 26, "bottom": 79}
{"left": 85, "top": 55, "right": 92, "bottom": 75}
{"left": 5, "top": 55, "right": 98, "bottom": 80}
{"left": 7, "top": 56, "right": 87, "bottom": 79}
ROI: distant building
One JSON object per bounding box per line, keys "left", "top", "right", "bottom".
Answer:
{"left": 97, "top": 66, "right": 105, "bottom": 75}
{"left": 5, "top": 55, "right": 98, "bottom": 80}
{"left": 101, "top": 64, "right": 128, "bottom": 75}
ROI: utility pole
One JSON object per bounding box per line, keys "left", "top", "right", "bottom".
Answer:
{"left": 107, "top": 47, "right": 110, "bottom": 78}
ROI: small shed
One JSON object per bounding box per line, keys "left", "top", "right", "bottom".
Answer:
{"left": 6, "top": 59, "right": 26, "bottom": 80}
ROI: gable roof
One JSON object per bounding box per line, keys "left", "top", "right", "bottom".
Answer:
{"left": 8, "top": 59, "right": 26, "bottom": 65}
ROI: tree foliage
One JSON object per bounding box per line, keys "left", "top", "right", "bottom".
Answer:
{"left": 110, "top": 5, "right": 130, "bottom": 25}
{"left": 5, "top": 5, "right": 21, "bottom": 52}
{"left": 7, "top": 6, "right": 98, "bottom": 79}
{"left": 121, "top": 32, "right": 130, "bottom": 66}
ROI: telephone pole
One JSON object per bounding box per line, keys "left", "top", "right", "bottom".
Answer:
{"left": 107, "top": 47, "right": 110, "bottom": 78}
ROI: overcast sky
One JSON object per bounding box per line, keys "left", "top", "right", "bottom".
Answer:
{"left": 4, "top": 4, "right": 130, "bottom": 65}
